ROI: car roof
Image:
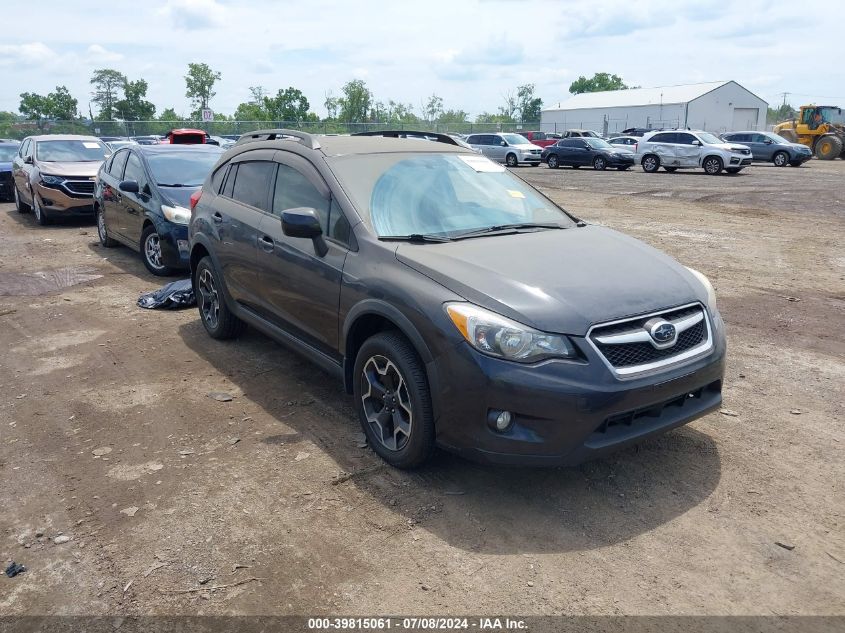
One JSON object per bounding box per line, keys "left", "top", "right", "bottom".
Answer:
{"left": 234, "top": 133, "right": 469, "bottom": 157}
{"left": 134, "top": 144, "right": 225, "bottom": 155}
{"left": 727, "top": 130, "right": 770, "bottom": 135}
{"left": 28, "top": 134, "right": 103, "bottom": 142}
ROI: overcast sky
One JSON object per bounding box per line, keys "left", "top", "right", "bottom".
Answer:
{"left": 2, "top": 0, "right": 844, "bottom": 119}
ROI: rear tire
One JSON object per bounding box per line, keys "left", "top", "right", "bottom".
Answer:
{"left": 642, "top": 155, "right": 660, "bottom": 173}
{"left": 141, "top": 225, "right": 174, "bottom": 277}
{"left": 505, "top": 153, "right": 518, "bottom": 168}
{"left": 96, "top": 206, "right": 117, "bottom": 247}
{"left": 194, "top": 255, "right": 245, "bottom": 340}
{"left": 773, "top": 151, "right": 789, "bottom": 167}
{"left": 353, "top": 331, "right": 435, "bottom": 469}
{"left": 14, "top": 186, "right": 30, "bottom": 213}
{"left": 703, "top": 156, "right": 724, "bottom": 175}
{"left": 815, "top": 135, "right": 842, "bottom": 160}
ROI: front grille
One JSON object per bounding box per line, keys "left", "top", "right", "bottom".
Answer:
{"left": 589, "top": 304, "right": 711, "bottom": 374}
{"left": 64, "top": 180, "right": 96, "bottom": 196}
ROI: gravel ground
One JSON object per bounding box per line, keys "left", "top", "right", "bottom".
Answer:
{"left": 0, "top": 159, "right": 843, "bottom": 617}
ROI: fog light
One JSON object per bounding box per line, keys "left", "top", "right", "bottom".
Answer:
{"left": 487, "top": 409, "right": 513, "bottom": 432}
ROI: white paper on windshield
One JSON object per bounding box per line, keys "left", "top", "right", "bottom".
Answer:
{"left": 458, "top": 154, "right": 505, "bottom": 173}
{"left": 82, "top": 142, "right": 101, "bottom": 149}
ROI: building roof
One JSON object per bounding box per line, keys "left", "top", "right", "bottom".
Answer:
{"left": 544, "top": 81, "right": 733, "bottom": 112}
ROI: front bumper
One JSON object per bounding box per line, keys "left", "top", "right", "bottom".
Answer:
{"left": 791, "top": 152, "right": 813, "bottom": 164}
{"left": 35, "top": 182, "right": 95, "bottom": 217}
{"left": 607, "top": 154, "right": 636, "bottom": 166}
{"left": 156, "top": 220, "right": 191, "bottom": 269}
{"left": 518, "top": 153, "right": 542, "bottom": 164}
{"left": 728, "top": 155, "right": 753, "bottom": 166}
{"left": 429, "top": 311, "right": 727, "bottom": 466}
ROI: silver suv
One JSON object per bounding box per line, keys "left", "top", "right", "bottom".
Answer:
{"left": 465, "top": 133, "right": 542, "bottom": 167}
{"left": 636, "top": 130, "right": 752, "bottom": 175}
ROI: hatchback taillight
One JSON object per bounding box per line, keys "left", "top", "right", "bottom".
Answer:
{"left": 190, "top": 190, "right": 202, "bottom": 212}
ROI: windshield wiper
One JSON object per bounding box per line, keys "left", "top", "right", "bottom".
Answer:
{"left": 379, "top": 234, "right": 452, "bottom": 243}
{"left": 451, "top": 222, "right": 566, "bottom": 240}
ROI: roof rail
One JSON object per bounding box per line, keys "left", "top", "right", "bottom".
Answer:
{"left": 352, "top": 130, "right": 460, "bottom": 147}
{"left": 235, "top": 129, "right": 321, "bottom": 150}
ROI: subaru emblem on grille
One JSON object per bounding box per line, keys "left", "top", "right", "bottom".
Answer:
{"left": 644, "top": 318, "right": 677, "bottom": 349}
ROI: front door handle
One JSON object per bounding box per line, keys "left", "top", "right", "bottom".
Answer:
{"left": 212, "top": 212, "right": 223, "bottom": 223}
{"left": 259, "top": 235, "right": 274, "bottom": 252}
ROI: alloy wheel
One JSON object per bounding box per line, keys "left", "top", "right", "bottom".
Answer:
{"left": 643, "top": 156, "right": 658, "bottom": 172}
{"left": 197, "top": 268, "right": 220, "bottom": 330}
{"left": 360, "top": 355, "right": 413, "bottom": 452}
{"left": 594, "top": 157, "right": 606, "bottom": 170}
{"left": 144, "top": 232, "right": 165, "bottom": 270}
{"left": 773, "top": 152, "right": 787, "bottom": 167}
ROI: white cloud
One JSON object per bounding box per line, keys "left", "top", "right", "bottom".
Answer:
{"left": 85, "top": 44, "right": 124, "bottom": 64}
{"left": 158, "top": 0, "right": 226, "bottom": 29}
{"left": 0, "top": 42, "right": 59, "bottom": 67}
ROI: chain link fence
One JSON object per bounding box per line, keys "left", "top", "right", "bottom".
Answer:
{"left": 0, "top": 120, "right": 544, "bottom": 140}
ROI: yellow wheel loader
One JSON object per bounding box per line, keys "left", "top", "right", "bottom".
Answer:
{"left": 774, "top": 105, "right": 845, "bottom": 160}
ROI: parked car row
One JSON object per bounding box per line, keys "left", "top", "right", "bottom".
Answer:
{"left": 4, "top": 129, "right": 728, "bottom": 471}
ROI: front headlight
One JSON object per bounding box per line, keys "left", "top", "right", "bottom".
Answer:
{"left": 40, "top": 174, "right": 64, "bottom": 185}
{"left": 445, "top": 303, "right": 576, "bottom": 362}
{"left": 685, "top": 267, "right": 717, "bottom": 310}
{"left": 161, "top": 204, "right": 191, "bottom": 225}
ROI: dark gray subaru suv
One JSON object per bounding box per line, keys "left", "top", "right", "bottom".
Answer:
{"left": 189, "top": 130, "right": 726, "bottom": 468}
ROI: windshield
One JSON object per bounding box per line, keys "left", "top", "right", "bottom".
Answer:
{"left": 36, "top": 140, "right": 109, "bottom": 162}
{"left": 584, "top": 138, "right": 613, "bottom": 149}
{"left": 501, "top": 134, "right": 530, "bottom": 145}
{"left": 329, "top": 153, "right": 575, "bottom": 238}
{"left": 0, "top": 145, "right": 18, "bottom": 161}
{"left": 147, "top": 151, "right": 221, "bottom": 187}
{"left": 697, "top": 132, "right": 723, "bottom": 145}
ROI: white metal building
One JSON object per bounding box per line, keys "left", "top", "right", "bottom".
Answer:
{"left": 541, "top": 81, "right": 768, "bottom": 135}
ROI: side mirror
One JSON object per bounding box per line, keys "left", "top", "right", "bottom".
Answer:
{"left": 500, "top": 141, "right": 507, "bottom": 146}
{"left": 118, "top": 179, "right": 139, "bottom": 193}
{"left": 282, "top": 207, "right": 327, "bottom": 257}
{"left": 764, "top": 139, "right": 773, "bottom": 144}
{"left": 24, "top": 155, "right": 33, "bottom": 165}
{"left": 691, "top": 140, "right": 701, "bottom": 146}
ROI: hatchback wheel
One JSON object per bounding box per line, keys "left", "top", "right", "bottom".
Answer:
{"left": 141, "top": 225, "right": 173, "bottom": 276}
{"left": 642, "top": 155, "right": 660, "bottom": 173}
{"left": 703, "top": 156, "right": 724, "bottom": 175}
{"left": 593, "top": 156, "right": 607, "bottom": 170}
{"left": 773, "top": 151, "right": 788, "bottom": 167}
{"left": 97, "top": 206, "right": 117, "bottom": 247}
{"left": 354, "top": 332, "right": 434, "bottom": 469}
{"left": 32, "top": 196, "right": 50, "bottom": 226}
{"left": 547, "top": 154, "right": 559, "bottom": 169}
{"left": 505, "top": 153, "right": 518, "bottom": 168}
{"left": 195, "top": 255, "right": 245, "bottom": 339}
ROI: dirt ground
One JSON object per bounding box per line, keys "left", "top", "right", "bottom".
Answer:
{"left": 0, "top": 159, "right": 843, "bottom": 617}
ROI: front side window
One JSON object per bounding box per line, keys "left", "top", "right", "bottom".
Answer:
{"left": 272, "top": 164, "right": 328, "bottom": 226}
{"left": 122, "top": 153, "right": 149, "bottom": 190}
{"left": 501, "top": 134, "right": 529, "bottom": 145}
{"left": 231, "top": 160, "right": 275, "bottom": 211}
{"left": 329, "top": 153, "right": 576, "bottom": 238}
{"left": 35, "top": 139, "right": 109, "bottom": 162}
{"left": 675, "top": 133, "right": 698, "bottom": 145}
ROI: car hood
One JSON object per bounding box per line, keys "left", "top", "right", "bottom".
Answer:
{"left": 159, "top": 184, "right": 200, "bottom": 209}
{"left": 35, "top": 160, "right": 102, "bottom": 177}
{"left": 0, "top": 161, "right": 11, "bottom": 172}
{"left": 512, "top": 143, "right": 542, "bottom": 150}
{"left": 785, "top": 142, "right": 811, "bottom": 152}
{"left": 710, "top": 143, "right": 749, "bottom": 153}
{"left": 395, "top": 225, "right": 706, "bottom": 336}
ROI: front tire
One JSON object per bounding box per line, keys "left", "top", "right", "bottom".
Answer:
{"left": 642, "top": 154, "right": 660, "bottom": 173}
{"left": 547, "top": 154, "right": 559, "bottom": 169}
{"left": 505, "top": 153, "right": 518, "bottom": 168}
{"left": 32, "top": 195, "right": 51, "bottom": 225}
{"left": 593, "top": 156, "right": 607, "bottom": 170}
{"left": 773, "top": 151, "right": 789, "bottom": 167}
{"left": 703, "top": 156, "right": 724, "bottom": 175}
{"left": 194, "top": 256, "right": 245, "bottom": 340}
{"left": 141, "top": 225, "right": 173, "bottom": 276}
{"left": 96, "top": 206, "right": 117, "bottom": 247}
{"left": 353, "top": 332, "right": 435, "bottom": 469}
{"left": 815, "top": 135, "right": 842, "bottom": 160}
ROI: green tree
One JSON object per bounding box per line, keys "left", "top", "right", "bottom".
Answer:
{"left": 264, "top": 87, "right": 311, "bottom": 121}
{"left": 569, "top": 73, "right": 632, "bottom": 95}
{"left": 114, "top": 79, "right": 156, "bottom": 121}
{"left": 423, "top": 94, "right": 444, "bottom": 122}
{"left": 437, "top": 109, "right": 469, "bottom": 126}
{"left": 159, "top": 107, "right": 180, "bottom": 121}
{"left": 498, "top": 90, "right": 517, "bottom": 120}
{"left": 337, "top": 79, "right": 372, "bottom": 123}
{"left": 324, "top": 91, "right": 339, "bottom": 119}
{"left": 768, "top": 103, "right": 796, "bottom": 124}
{"left": 516, "top": 84, "right": 542, "bottom": 121}
{"left": 185, "top": 62, "right": 222, "bottom": 115}
{"left": 90, "top": 68, "right": 127, "bottom": 120}
{"left": 48, "top": 86, "right": 78, "bottom": 120}
{"left": 19, "top": 92, "right": 50, "bottom": 123}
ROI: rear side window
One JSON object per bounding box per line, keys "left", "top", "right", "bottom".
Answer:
{"left": 109, "top": 150, "right": 129, "bottom": 178}
{"left": 222, "top": 164, "right": 238, "bottom": 198}
{"left": 210, "top": 165, "right": 227, "bottom": 193}
{"left": 231, "top": 161, "right": 275, "bottom": 212}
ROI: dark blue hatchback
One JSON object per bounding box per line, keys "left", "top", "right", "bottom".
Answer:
{"left": 0, "top": 141, "right": 20, "bottom": 201}
{"left": 94, "top": 144, "right": 223, "bottom": 275}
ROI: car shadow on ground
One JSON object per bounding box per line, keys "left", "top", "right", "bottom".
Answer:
{"left": 4, "top": 205, "right": 97, "bottom": 229}
{"left": 179, "top": 318, "right": 722, "bottom": 555}
{"left": 84, "top": 240, "right": 189, "bottom": 285}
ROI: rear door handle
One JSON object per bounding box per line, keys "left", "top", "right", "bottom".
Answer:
{"left": 259, "top": 235, "right": 275, "bottom": 252}
{"left": 212, "top": 212, "right": 223, "bottom": 223}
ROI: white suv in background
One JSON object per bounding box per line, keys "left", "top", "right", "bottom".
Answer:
{"left": 465, "top": 133, "right": 543, "bottom": 167}
{"left": 636, "top": 130, "right": 752, "bottom": 175}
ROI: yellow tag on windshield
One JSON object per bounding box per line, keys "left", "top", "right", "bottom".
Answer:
{"left": 507, "top": 190, "right": 525, "bottom": 199}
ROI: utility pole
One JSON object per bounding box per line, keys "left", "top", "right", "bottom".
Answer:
{"left": 780, "top": 92, "right": 790, "bottom": 107}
